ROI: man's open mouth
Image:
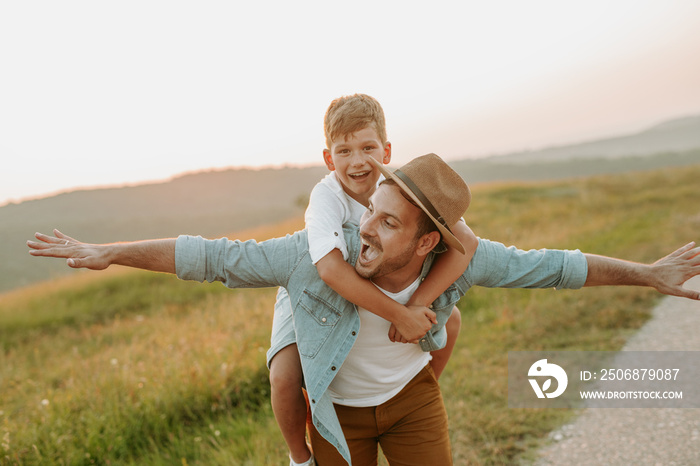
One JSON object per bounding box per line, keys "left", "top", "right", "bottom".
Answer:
{"left": 360, "top": 237, "right": 381, "bottom": 264}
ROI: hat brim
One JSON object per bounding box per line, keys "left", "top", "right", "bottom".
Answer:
{"left": 368, "top": 158, "right": 465, "bottom": 254}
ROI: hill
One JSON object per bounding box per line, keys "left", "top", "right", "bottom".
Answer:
{"left": 452, "top": 149, "right": 700, "bottom": 186}
{"left": 488, "top": 114, "right": 700, "bottom": 163}
{"left": 3, "top": 113, "right": 700, "bottom": 292}
{"left": 0, "top": 166, "right": 326, "bottom": 291}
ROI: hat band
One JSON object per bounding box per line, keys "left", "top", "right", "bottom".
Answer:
{"left": 394, "top": 169, "right": 451, "bottom": 232}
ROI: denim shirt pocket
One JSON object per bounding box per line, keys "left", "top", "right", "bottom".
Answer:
{"left": 295, "top": 290, "right": 342, "bottom": 358}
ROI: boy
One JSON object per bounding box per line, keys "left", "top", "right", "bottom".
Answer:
{"left": 268, "top": 94, "right": 478, "bottom": 466}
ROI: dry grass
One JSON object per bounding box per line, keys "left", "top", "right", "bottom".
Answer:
{"left": 1, "top": 166, "right": 699, "bottom": 464}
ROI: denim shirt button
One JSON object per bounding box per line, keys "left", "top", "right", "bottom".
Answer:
{"left": 321, "top": 317, "right": 327, "bottom": 323}
{"left": 334, "top": 232, "right": 339, "bottom": 236}
{"left": 331, "top": 366, "right": 336, "bottom": 371}
{"left": 351, "top": 331, "right": 356, "bottom": 336}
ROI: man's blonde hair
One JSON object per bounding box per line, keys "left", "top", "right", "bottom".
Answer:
{"left": 324, "top": 94, "right": 387, "bottom": 149}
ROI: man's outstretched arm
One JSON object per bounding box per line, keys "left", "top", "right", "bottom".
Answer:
{"left": 584, "top": 242, "right": 700, "bottom": 300}
{"left": 28, "top": 230, "right": 176, "bottom": 274}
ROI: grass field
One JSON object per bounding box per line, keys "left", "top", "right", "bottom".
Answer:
{"left": 1, "top": 166, "right": 699, "bottom": 465}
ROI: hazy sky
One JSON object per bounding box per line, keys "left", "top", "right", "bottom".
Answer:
{"left": 2, "top": 1, "right": 700, "bottom": 206}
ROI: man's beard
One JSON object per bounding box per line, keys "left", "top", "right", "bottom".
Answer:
{"left": 355, "top": 235, "right": 419, "bottom": 281}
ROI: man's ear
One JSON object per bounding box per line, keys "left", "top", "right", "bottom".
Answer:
{"left": 323, "top": 149, "right": 335, "bottom": 171}
{"left": 383, "top": 141, "right": 392, "bottom": 164}
{"left": 415, "top": 231, "right": 441, "bottom": 257}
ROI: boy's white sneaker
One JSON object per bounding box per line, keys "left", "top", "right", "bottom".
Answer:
{"left": 289, "top": 454, "right": 315, "bottom": 466}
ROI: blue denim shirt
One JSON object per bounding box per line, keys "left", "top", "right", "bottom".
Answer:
{"left": 175, "top": 226, "right": 588, "bottom": 465}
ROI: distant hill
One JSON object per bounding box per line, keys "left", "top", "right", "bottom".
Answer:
{"left": 1, "top": 166, "right": 326, "bottom": 291}
{"left": 2, "top": 113, "right": 700, "bottom": 293}
{"left": 488, "top": 114, "right": 700, "bottom": 164}
{"left": 452, "top": 149, "right": 700, "bottom": 186}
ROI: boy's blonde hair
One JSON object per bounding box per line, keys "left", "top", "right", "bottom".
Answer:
{"left": 324, "top": 94, "right": 387, "bottom": 149}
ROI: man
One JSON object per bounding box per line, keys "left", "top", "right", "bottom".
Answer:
{"left": 27, "top": 154, "right": 700, "bottom": 465}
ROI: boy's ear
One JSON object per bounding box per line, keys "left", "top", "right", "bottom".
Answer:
{"left": 323, "top": 149, "right": 335, "bottom": 171}
{"left": 383, "top": 142, "right": 392, "bottom": 165}
{"left": 415, "top": 231, "right": 441, "bottom": 257}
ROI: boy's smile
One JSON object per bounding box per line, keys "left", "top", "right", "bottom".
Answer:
{"left": 323, "top": 127, "right": 391, "bottom": 207}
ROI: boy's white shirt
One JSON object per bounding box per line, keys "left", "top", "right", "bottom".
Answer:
{"left": 306, "top": 171, "right": 430, "bottom": 407}
{"left": 305, "top": 171, "right": 373, "bottom": 264}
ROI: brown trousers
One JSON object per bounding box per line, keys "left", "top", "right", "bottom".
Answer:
{"left": 309, "top": 364, "right": 452, "bottom": 465}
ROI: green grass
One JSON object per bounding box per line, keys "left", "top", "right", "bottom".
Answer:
{"left": 1, "top": 165, "right": 699, "bottom": 465}
{"left": 0, "top": 276, "right": 278, "bottom": 465}
{"left": 443, "top": 164, "right": 700, "bottom": 464}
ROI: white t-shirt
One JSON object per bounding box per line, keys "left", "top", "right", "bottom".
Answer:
{"left": 328, "top": 276, "right": 432, "bottom": 407}
{"left": 308, "top": 170, "right": 428, "bottom": 407}
{"left": 305, "top": 171, "right": 373, "bottom": 264}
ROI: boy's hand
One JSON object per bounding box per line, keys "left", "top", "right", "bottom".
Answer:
{"left": 388, "top": 324, "right": 411, "bottom": 344}
{"left": 388, "top": 305, "right": 436, "bottom": 343}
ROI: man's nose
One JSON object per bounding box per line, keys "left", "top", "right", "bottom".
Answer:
{"left": 360, "top": 213, "right": 377, "bottom": 237}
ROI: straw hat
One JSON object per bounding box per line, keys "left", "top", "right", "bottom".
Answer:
{"left": 369, "top": 153, "right": 471, "bottom": 253}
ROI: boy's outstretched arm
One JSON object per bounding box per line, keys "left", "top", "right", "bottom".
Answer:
{"left": 584, "top": 242, "right": 700, "bottom": 300}
{"left": 28, "top": 230, "right": 176, "bottom": 274}
{"left": 315, "top": 249, "right": 437, "bottom": 342}
{"left": 389, "top": 221, "right": 478, "bottom": 343}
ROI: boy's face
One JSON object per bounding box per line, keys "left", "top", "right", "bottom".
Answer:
{"left": 323, "top": 126, "right": 391, "bottom": 207}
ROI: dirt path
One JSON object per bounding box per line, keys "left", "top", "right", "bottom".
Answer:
{"left": 531, "top": 276, "right": 700, "bottom": 466}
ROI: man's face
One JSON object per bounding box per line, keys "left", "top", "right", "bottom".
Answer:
{"left": 323, "top": 127, "right": 391, "bottom": 207}
{"left": 355, "top": 184, "right": 425, "bottom": 291}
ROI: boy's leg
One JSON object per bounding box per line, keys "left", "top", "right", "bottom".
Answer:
{"left": 430, "top": 306, "right": 462, "bottom": 379}
{"left": 269, "top": 344, "right": 312, "bottom": 464}
{"left": 268, "top": 287, "right": 312, "bottom": 464}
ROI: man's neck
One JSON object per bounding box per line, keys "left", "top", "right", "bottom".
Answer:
{"left": 370, "top": 262, "right": 424, "bottom": 294}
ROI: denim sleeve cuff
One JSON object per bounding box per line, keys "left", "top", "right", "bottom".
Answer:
{"left": 175, "top": 235, "right": 207, "bottom": 282}
{"left": 418, "top": 326, "right": 447, "bottom": 352}
{"left": 557, "top": 249, "right": 588, "bottom": 289}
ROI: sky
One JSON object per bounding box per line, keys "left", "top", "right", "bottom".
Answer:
{"left": 2, "top": 1, "right": 700, "bottom": 206}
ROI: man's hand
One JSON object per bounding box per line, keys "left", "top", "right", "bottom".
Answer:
{"left": 584, "top": 242, "right": 700, "bottom": 300}
{"left": 388, "top": 305, "right": 436, "bottom": 343}
{"left": 28, "top": 230, "right": 177, "bottom": 273}
{"left": 28, "top": 230, "right": 112, "bottom": 270}
{"left": 649, "top": 242, "right": 700, "bottom": 299}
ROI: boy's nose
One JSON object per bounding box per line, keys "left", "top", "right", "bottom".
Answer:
{"left": 350, "top": 151, "right": 369, "bottom": 166}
